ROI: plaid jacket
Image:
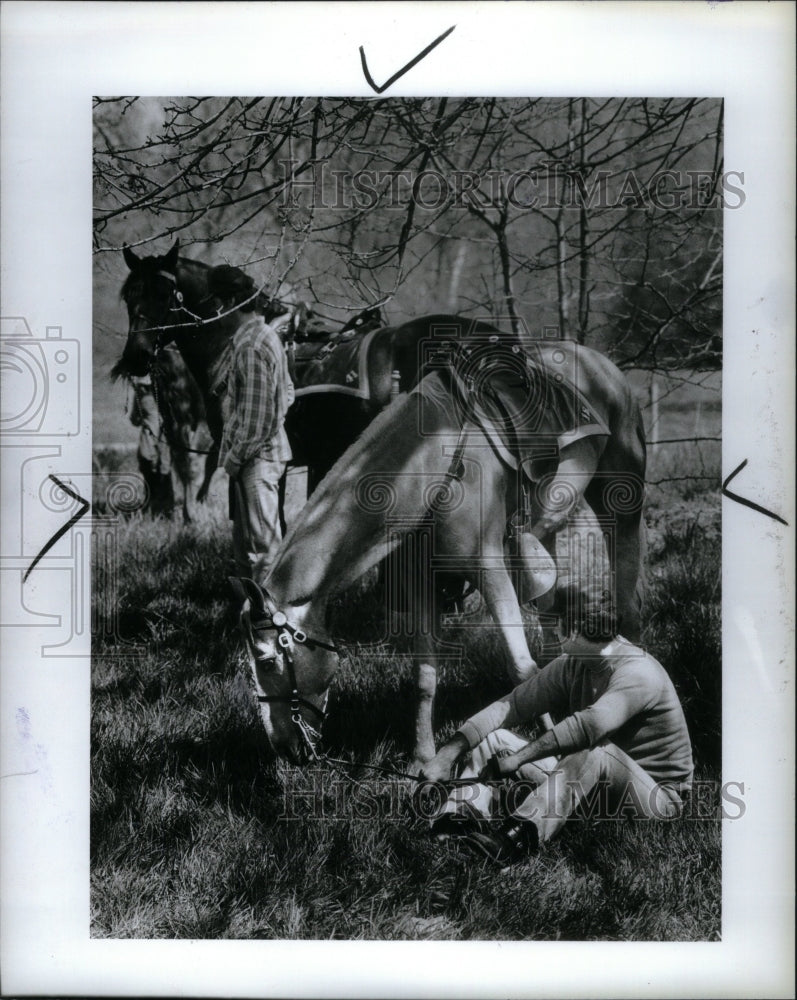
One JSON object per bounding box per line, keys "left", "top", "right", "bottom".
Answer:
{"left": 219, "top": 315, "right": 295, "bottom": 476}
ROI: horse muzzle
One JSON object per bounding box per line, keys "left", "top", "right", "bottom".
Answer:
{"left": 268, "top": 727, "right": 317, "bottom": 766}
{"left": 116, "top": 339, "right": 155, "bottom": 378}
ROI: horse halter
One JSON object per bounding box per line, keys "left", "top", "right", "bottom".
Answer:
{"left": 245, "top": 585, "right": 338, "bottom": 758}
{"left": 153, "top": 270, "right": 190, "bottom": 337}
{"left": 126, "top": 268, "right": 190, "bottom": 363}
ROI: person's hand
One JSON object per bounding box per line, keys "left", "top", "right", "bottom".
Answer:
{"left": 482, "top": 752, "right": 522, "bottom": 780}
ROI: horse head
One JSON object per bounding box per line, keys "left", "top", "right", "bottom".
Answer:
{"left": 230, "top": 577, "right": 339, "bottom": 764}
{"left": 117, "top": 240, "right": 187, "bottom": 377}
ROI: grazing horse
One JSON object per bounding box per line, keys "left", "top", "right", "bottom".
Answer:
{"left": 232, "top": 341, "right": 646, "bottom": 766}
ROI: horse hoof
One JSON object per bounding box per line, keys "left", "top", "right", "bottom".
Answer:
{"left": 408, "top": 755, "right": 434, "bottom": 777}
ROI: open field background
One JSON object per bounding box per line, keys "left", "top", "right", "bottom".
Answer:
{"left": 91, "top": 368, "right": 721, "bottom": 940}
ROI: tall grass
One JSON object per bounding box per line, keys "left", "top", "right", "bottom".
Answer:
{"left": 91, "top": 481, "right": 721, "bottom": 940}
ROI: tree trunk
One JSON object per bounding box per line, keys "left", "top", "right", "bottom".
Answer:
{"left": 649, "top": 372, "right": 661, "bottom": 461}
{"left": 447, "top": 243, "right": 468, "bottom": 312}
{"left": 496, "top": 212, "right": 520, "bottom": 336}
{"left": 556, "top": 210, "right": 569, "bottom": 338}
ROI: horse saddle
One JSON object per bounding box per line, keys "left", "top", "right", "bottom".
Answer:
{"left": 417, "top": 336, "right": 608, "bottom": 484}
{"left": 289, "top": 308, "right": 385, "bottom": 399}
{"left": 444, "top": 341, "right": 609, "bottom": 482}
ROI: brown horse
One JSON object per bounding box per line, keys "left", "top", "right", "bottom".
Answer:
{"left": 115, "top": 241, "right": 505, "bottom": 494}
{"left": 232, "top": 342, "right": 646, "bottom": 766}
{"left": 124, "top": 347, "right": 215, "bottom": 521}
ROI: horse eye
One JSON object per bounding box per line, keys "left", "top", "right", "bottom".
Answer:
{"left": 254, "top": 645, "right": 279, "bottom": 672}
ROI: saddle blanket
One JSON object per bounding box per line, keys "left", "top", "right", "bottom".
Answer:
{"left": 413, "top": 353, "right": 609, "bottom": 481}
{"left": 292, "top": 327, "right": 379, "bottom": 400}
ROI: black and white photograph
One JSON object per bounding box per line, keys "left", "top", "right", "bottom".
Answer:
{"left": 91, "top": 93, "right": 725, "bottom": 941}
{"left": 1, "top": 3, "right": 794, "bottom": 997}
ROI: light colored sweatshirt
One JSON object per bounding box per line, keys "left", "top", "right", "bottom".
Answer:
{"left": 458, "top": 637, "right": 694, "bottom": 790}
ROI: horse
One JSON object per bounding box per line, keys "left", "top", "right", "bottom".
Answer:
{"left": 230, "top": 340, "right": 646, "bottom": 767}
{"left": 115, "top": 240, "right": 505, "bottom": 496}
{"left": 121, "top": 347, "right": 215, "bottom": 521}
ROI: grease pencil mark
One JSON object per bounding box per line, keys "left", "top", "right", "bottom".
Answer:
{"left": 360, "top": 25, "right": 456, "bottom": 94}
{"left": 722, "top": 459, "right": 788, "bottom": 525}
{"left": 23, "top": 475, "right": 90, "bottom": 582}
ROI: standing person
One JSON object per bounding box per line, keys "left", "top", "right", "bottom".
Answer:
{"left": 209, "top": 264, "right": 295, "bottom": 583}
{"left": 128, "top": 373, "right": 174, "bottom": 516}
{"left": 419, "top": 585, "right": 693, "bottom": 864}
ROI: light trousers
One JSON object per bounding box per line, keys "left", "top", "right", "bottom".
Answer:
{"left": 440, "top": 728, "right": 683, "bottom": 844}
{"left": 231, "top": 456, "right": 287, "bottom": 582}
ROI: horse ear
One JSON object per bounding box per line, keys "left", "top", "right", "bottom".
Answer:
{"left": 163, "top": 239, "right": 180, "bottom": 273}
{"left": 122, "top": 245, "right": 139, "bottom": 270}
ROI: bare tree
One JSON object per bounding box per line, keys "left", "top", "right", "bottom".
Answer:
{"left": 94, "top": 96, "right": 722, "bottom": 368}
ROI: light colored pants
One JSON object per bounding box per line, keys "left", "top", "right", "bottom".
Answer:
{"left": 231, "top": 456, "right": 286, "bottom": 582}
{"left": 440, "top": 729, "right": 683, "bottom": 844}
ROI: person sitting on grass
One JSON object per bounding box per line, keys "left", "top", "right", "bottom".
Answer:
{"left": 418, "top": 585, "right": 694, "bottom": 865}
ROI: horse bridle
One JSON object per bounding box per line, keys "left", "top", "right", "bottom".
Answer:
{"left": 244, "top": 584, "right": 338, "bottom": 759}
{"left": 130, "top": 268, "right": 223, "bottom": 457}
{"left": 243, "top": 588, "right": 492, "bottom": 785}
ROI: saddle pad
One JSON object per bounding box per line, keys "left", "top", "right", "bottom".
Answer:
{"left": 292, "top": 327, "right": 378, "bottom": 400}
{"left": 414, "top": 359, "right": 608, "bottom": 481}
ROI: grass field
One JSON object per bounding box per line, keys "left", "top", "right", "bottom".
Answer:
{"left": 90, "top": 392, "right": 722, "bottom": 940}
{"left": 90, "top": 315, "right": 722, "bottom": 941}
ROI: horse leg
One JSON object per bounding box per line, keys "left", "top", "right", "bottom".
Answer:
{"left": 184, "top": 448, "right": 208, "bottom": 523}
{"left": 530, "top": 436, "right": 604, "bottom": 541}
{"left": 306, "top": 458, "right": 333, "bottom": 497}
{"left": 585, "top": 488, "right": 645, "bottom": 642}
{"left": 411, "top": 629, "right": 439, "bottom": 769}
{"left": 586, "top": 421, "right": 646, "bottom": 641}
{"left": 479, "top": 564, "right": 539, "bottom": 685}
{"left": 171, "top": 442, "right": 194, "bottom": 524}
{"left": 613, "top": 511, "right": 644, "bottom": 640}
{"left": 196, "top": 443, "right": 218, "bottom": 504}
{"left": 399, "top": 536, "right": 438, "bottom": 768}
{"left": 527, "top": 436, "right": 605, "bottom": 651}
{"left": 479, "top": 559, "right": 555, "bottom": 730}
{"left": 531, "top": 533, "right": 564, "bottom": 665}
